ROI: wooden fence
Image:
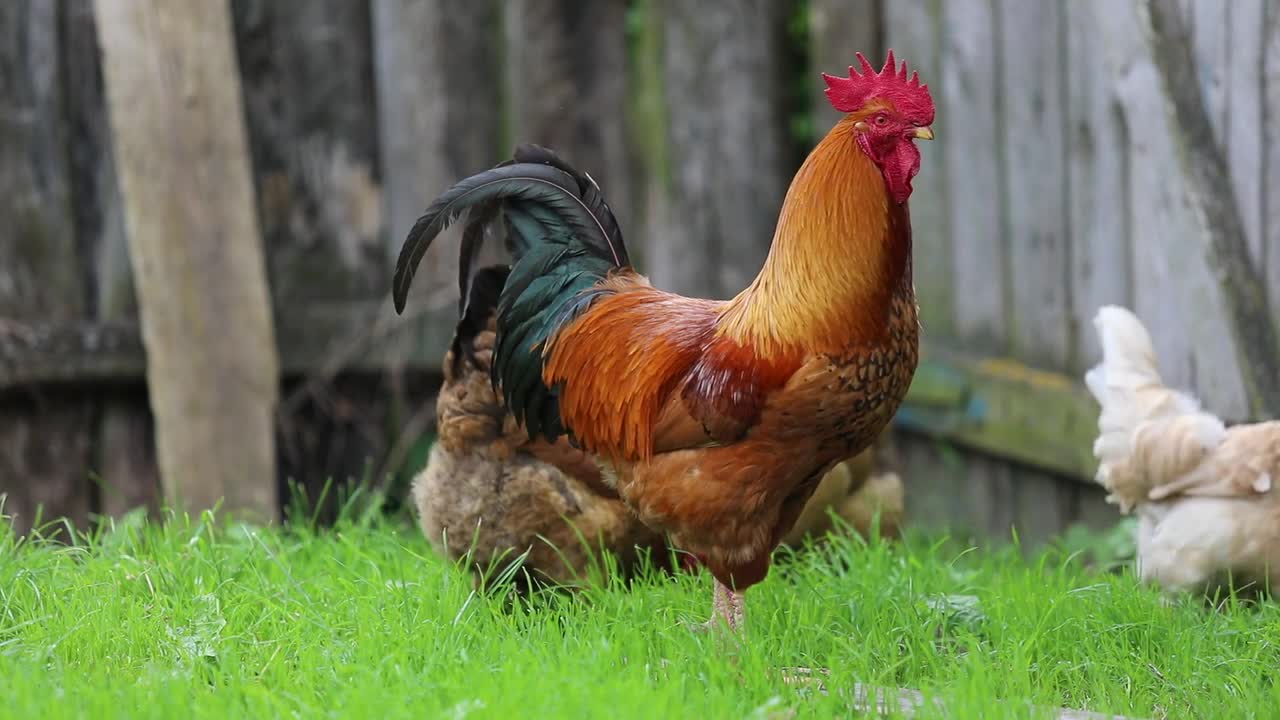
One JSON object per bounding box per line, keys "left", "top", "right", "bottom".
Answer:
{"left": 1, "top": 0, "right": 1276, "bottom": 545}
{"left": 885, "top": 0, "right": 1280, "bottom": 542}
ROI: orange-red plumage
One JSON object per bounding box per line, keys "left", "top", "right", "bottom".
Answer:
{"left": 542, "top": 276, "right": 718, "bottom": 462}
{"left": 542, "top": 274, "right": 809, "bottom": 464}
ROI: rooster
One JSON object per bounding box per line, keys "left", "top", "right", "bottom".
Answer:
{"left": 1085, "top": 305, "right": 1280, "bottom": 594}
{"left": 393, "top": 50, "right": 935, "bottom": 631}
{"left": 413, "top": 266, "right": 905, "bottom": 589}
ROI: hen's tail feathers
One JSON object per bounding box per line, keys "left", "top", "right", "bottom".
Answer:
{"left": 1108, "top": 414, "right": 1227, "bottom": 510}
{"left": 1084, "top": 305, "right": 1225, "bottom": 511}
{"left": 449, "top": 265, "right": 510, "bottom": 379}
{"left": 391, "top": 144, "right": 631, "bottom": 445}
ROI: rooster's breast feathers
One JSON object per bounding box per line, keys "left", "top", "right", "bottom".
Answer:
{"left": 541, "top": 274, "right": 804, "bottom": 463}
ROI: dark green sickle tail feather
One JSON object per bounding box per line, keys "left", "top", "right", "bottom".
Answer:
{"left": 391, "top": 144, "right": 632, "bottom": 443}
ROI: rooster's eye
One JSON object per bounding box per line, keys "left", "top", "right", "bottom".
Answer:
{"left": 874, "top": 115, "right": 889, "bottom": 127}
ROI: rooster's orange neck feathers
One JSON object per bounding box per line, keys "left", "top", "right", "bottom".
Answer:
{"left": 717, "top": 116, "right": 913, "bottom": 355}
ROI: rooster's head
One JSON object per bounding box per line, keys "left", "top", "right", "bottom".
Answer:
{"left": 822, "top": 50, "right": 935, "bottom": 203}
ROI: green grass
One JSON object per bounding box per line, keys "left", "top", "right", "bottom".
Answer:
{"left": 2, "top": 505, "right": 1278, "bottom": 720}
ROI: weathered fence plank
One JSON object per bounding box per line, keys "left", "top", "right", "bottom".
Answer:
{"left": 1103, "top": 13, "right": 1198, "bottom": 398}
{"left": 938, "top": 0, "right": 1005, "bottom": 350}
{"left": 640, "top": 0, "right": 790, "bottom": 298}
{"left": 882, "top": 0, "right": 951, "bottom": 337}
{"left": 95, "top": 0, "right": 280, "bottom": 522}
{"left": 503, "top": 0, "right": 635, "bottom": 243}
{"left": 966, "top": 456, "right": 1016, "bottom": 543}
{"left": 1148, "top": 0, "right": 1280, "bottom": 419}
{"left": 1191, "top": 0, "right": 1229, "bottom": 138}
{"left": 999, "top": 0, "right": 1071, "bottom": 370}
{"left": 233, "top": 0, "right": 404, "bottom": 495}
{"left": 1265, "top": 0, "right": 1280, "bottom": 322}
{"left": 0, "top": 4, "right": 80, "bottom": 320}
{"left": 1065, "top": 0, "right": 1132, "bottom": 372}
{"left": 1226, "top": 0, "right": 1266, "bottom": 266}
{"left": 372, "top": 0, "right": 501, "bottom": 356}
{"left": 898, "top": 429, "right": 1109, "bottom": 547}
{"left": 62, "top": 0, "right": 158, "bottom": 517}
{"left": 1095, "top": 0, "right": 1250, "bottom": 419}
{"left": 370, "top": 0, "right": 503, "bottom": 493}
{"left": 1010, "top": 467, "right": 1079, "bottom": 548}
{"left": 897, "top": 344, "right": 1099, "bottom": 480}
{"left": 809, "top": 0, "right": 881, "bottom": 134}
{"left": 0, "top": 312, "right": 444, "bottom": 390}
{"left": 233, "top": 0, "right": 385, "bottom": 307}
{"left": 0, "top": 1, "right": 94, "bottom": 533}
{"left": 893, "top": 436, "right": 953, "bottom": 532}
{"left": 898, "top": 434, "right": 1014, "bottom": 540}
{"left": 0, "top": 392, "right": 93, "bottom": 535}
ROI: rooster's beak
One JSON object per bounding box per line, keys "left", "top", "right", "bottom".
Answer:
{"left": 913, "top": 126, "right": 934, "bottom": 141}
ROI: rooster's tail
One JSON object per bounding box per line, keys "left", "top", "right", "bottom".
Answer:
{"left": 1084, "top": 305, "right": 1225, "bottom": 511}
{"left": 391, "top": 145, "right": 630, "bottom": 443}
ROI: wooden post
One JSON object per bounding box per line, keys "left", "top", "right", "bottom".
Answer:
{"left": 0, "top": 1, "right": 94, "bottom": 535}
{"left": 94, "top": 0, "right": 279, "bottom": 522}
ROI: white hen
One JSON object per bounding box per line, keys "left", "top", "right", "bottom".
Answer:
{"left": 1084, "top": 305, "right": 1280, "bottom": 594}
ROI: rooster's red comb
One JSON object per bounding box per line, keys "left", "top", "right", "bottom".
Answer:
{"left": 822, "top": 49, "right": 934, "bottom": 123}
